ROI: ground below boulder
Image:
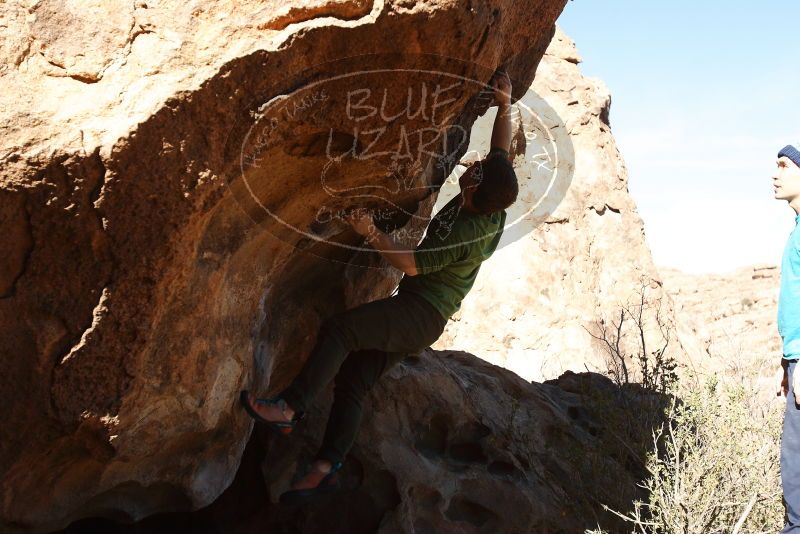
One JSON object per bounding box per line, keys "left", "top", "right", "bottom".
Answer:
{"left": 61, "top": 348, "right": 666, "bottom": 534}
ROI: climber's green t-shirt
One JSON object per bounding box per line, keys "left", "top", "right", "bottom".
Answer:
{"left": 397, "top": 155, "right": 508, "bottom": 321}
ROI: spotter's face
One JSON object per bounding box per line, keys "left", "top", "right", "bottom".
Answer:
{"left": 774, "top": 156, "right": 800, "bottom": 202}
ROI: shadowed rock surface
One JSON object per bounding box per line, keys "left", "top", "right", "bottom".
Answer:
{"left": 1, "top": 0, "right": 570, "bottom": 530}
{"left": 61, "top": 350, "right": 652, "bottom": 534}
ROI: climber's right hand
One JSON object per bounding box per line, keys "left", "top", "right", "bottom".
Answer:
{"left": 344, "top": 208, "right": 375, "bottom": 237}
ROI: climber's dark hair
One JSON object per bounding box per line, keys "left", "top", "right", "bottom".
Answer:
{"left": 470, "top": 153, "right": 518, "bottom": 215}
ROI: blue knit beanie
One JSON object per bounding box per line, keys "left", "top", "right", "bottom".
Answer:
{"left": 779, "top": 144, "right": 800, "bottom": 168}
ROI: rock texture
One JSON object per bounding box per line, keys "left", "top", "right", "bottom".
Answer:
{"left": 0, "top": 0, "right": 569, "bottom": 530}
{"left": 660, "top": 264, "right": 783, "bottom": 400}
{"left": 62, "top": 350, "right": 653, "bottom": 534}
{"left": 432, "top": 27, "right": 696, "bottom": 382}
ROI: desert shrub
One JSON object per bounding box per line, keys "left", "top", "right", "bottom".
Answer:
{"left": 585, "top": 276, "right": 678, "bottom": 396}
{"left": 583, "top": 276, "right": 783, "bottom": 533}
{"left": 587, "top": 375, "right": 783, "bottom": 534}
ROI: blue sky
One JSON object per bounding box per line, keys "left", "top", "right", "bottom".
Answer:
{"left": 557, "top": 1, "right": 800, "bottom": 274}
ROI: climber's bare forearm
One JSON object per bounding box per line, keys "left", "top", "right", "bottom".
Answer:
{"left": 490, "top": 101, "right": 512, "bottom": 153}
{"left": 366, "top": 229, "right": 418, "bottom": 275}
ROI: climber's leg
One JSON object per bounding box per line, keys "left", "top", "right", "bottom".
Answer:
{"left": 314, "top": 349, "right": 409, "bottom": 465}
{"left": 279, "top": 291, "right": 446, "bottom": 415}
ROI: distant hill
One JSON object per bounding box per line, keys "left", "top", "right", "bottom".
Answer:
{"left": 659, "top": 264, "right": 783, "bottom": 400}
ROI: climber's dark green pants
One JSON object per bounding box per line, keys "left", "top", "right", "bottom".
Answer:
{"left": 279, "top": 290, "right": 448, "bottom": 465}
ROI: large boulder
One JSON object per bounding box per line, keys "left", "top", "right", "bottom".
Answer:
{"left": 0, "top": 0, "right": 568, "bottom": 530}
{"left": 63, "top": 350, "right": 658, "bottom": 534}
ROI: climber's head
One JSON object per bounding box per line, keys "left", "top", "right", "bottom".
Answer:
{"left": 774, "top": 144, "right": 800, "bottom": 204}
{"left": 459, "top": 151, "right": 518, "bottom": 215}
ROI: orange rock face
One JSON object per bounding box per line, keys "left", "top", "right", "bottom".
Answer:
{"left": 0, "top": 0, "right": 568, "bottom": 529}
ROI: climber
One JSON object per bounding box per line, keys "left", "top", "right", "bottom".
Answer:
{"left": 240, "top": 69, "right": 519, "bottom": 504}
{"left": 775, "top": 143, "right": 800, "bottom": 533}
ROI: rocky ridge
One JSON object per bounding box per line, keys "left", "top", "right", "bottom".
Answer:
{"left": 660, "top": 264, "right": 783, "bottom": 400}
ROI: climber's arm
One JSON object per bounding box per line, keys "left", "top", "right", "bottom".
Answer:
{"left": 343, "top": 209, "right": 419, "bottom": 275}
{"left": 367, "top": 219, "right": 470, "bottom": 277}
{"left": 344, "top": 207, "right": 469, "bottom": 277}
{"left": 366, "top": 230, "right": 418, "bottom": 276}
{"left": 489, "top": 70, "right": 513, "bottom": 154}
{"left": 490, "top": 102, "right": 512, "bottom": 154}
